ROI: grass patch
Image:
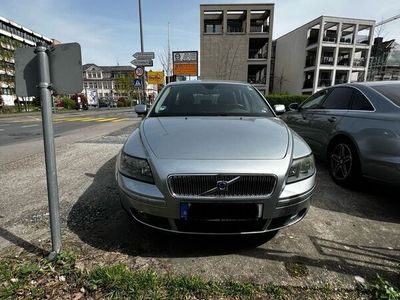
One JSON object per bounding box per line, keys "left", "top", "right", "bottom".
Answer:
{"left": 0, "top": 252, "right": 397, "bottom": 299}
{"left": 362, "top": 274, "right": 400, "bottom": 300}
{"left": 284, "top": 262, "right": 309, "bottom": 277}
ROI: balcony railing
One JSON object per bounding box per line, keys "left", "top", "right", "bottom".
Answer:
{"left": 318, "top": 78, "right": 331, "bottom": 87}
{"left": 305, "top": 56, "right": 316, "bottom": 67}
{"left": 248, "top": 49, "right": 268, "bottom": 59}
{"left": 323, "top": 36, "right": 337, "bottom": 43}
{"left": 250, "top": 25, "right": 269, "bottom": 33}
{"left": 303, "top": 80, "right": 314, "bottom": 89}
{"left": 320, "top": 56, "right": 334, "bottom": 65}
{"left": 248, "top": 76, "right": 266, "bottom": 84}
{"left": 353, "top": 58, "right": 366, "bottom": 67}
{"left": 337, "top": 57, "right": 350, "bottom": 66}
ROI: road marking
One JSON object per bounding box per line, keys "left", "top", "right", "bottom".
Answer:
{"left": 21, "top": 124, "right": 39, "bottom": 128}
{"left": 0, "top": 128, "right": 4, "bottom": 132}
{"left": 111, "top": 118, "right": 129, "bottom": 123}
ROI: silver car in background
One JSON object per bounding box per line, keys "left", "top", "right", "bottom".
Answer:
{"left": 281, "top": 81, "right": 400, "bottom": 186}
{"left": 116, "top": 81, "right": 315, "bottom": 235}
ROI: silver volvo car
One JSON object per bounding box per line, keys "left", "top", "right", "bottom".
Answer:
{"left": 116, "top": 81, "right": 316, "bottom": 234}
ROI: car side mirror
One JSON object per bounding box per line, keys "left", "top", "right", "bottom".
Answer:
{"left": 274, "top": 104, "right": 286, "bottom": 115}
{"left": 288, "top": 102, "right": 299, "bottom": 111}
{"left": 135, "top": 104, "right": 147, "bottom": 115}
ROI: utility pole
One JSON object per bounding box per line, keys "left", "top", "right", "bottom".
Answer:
{"left": 138, "top": 0, "right": 146, "bottom": 103}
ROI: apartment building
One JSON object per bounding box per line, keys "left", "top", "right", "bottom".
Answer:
{"left": 82, "top": 64, "right": 134, "bottom": 99}
{"left": 0, "top": 16, "right": 56, "bottom": 105}
{"left": 200, "top": 3, "right": 274, "bottom": 94}
{"left": 273, "top": 16, "right": 375, "bottom": 95}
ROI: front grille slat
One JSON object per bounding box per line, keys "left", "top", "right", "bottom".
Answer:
{"left": 169, "top": 175, "right": 276, "bottom": 198}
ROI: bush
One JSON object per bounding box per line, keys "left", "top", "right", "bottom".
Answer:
{"left": 61, "top": 98, "right": 77, "bottom": 110}
{"left": 117, "top": 97, "right": 127, "bottom": 107}
{"left": 265, "top": 94, "right": 309, "bottom": 109}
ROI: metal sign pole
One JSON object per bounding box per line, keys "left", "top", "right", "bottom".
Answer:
{"left": 35, "top": 42, "right": 61, "bottom": 258}
{"left": 138, "top": 0, "right": 146, "bottom": 103}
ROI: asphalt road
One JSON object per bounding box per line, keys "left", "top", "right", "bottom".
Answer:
{"left": 0, "top": 108, "right": 137, "bottom": 146}
{"left": 0, "top": 118, "right": 399, "bottom": 290}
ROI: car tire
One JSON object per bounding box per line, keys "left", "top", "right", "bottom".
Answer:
{"left": 328, "top": 139, "right": 360, "bottom": 186}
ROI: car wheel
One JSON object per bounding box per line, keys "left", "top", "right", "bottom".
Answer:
{"left": 329, "top": 140, "right": 360, "bottom": 186}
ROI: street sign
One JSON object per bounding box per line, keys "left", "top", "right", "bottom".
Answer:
{"left": 135, "top": 66, "right": 144, "bottom": 77}
{"left": 147, "top": 71, "right": 164, "bottom": 85}
{"left": 133, "top": 51, "right": 155, "bottom": 60}
{"left": 133, "top": 78, "right": 142, "bottom": 87}
{"left": 15, "top": 43, "right": 83, "bottom": 97}
{"left": 13, "top": 42, "right": 83, "bottom": 258}
{"left": 172, "top": 51, "right": 198, "bottom": 76}
{"left": 131, "top": 59, "right": 153, "bottom": 67}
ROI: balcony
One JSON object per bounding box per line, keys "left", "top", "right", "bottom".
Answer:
{"left": 248, "top": 38, "right": 268, "bottom": 59}
{"left": 337, "top": 49, "right": 351, "bottom": 66}
{"left": 248, "top": 65, "right": 267, "bottom": 85}
{"left": 317, "top": 70, "right": 332, "bottom": 88}
{"left": 227, "top": 10, "right": 246, "bottom": 33}
{"left": 340, "top": 24, "right": 355, "bottom": 44}
{"left": 203, "top": 11, "right": 223, "bottom": 34}
{"left": 250, "top": 10, "right": 270, "bottom": 33}
{"left": 323, "top": 22, "right": 339, "bottom": 43}
{"left": 303, "top": 71, "right": 314, "bottom": 89}
{"left": 307, "top": 24, "right": 320, "bottom": 46}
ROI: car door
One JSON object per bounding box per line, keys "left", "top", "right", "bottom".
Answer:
{"left": 283, "top": 89, "right": 329, "bottom": 146}
{"left": 310, "top": 87, "right": 353, "bottom": 157}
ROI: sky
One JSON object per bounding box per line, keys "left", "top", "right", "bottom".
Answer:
{"left": 2, "top": 0, "right": 400, "bottom": 70}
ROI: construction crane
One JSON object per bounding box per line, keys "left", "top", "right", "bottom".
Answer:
{"left": 375, "top": 14, "right": 400, "bottom": 27}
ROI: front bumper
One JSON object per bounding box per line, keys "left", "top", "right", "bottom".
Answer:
{"left": 117, "top": 173, "right": 315, "bottom": 235}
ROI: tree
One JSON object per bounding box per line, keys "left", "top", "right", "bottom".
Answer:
{"left": 114, "top": 74, "right": 140, "bottom": 100}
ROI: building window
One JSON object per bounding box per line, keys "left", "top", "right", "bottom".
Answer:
{"left": 323, "top": 22, "right": 338, "bottom": 43}
{"left": 318, "top": 70, "right": 332, "bottom": 88}
{"left": 340, "top": 24, "right": 355, "bottom": 44}
{"left": 350, "top": 71, "right": 365, "bottom": 82}
{"left": 305, "top": 49, "right": 317, "bottom": 67}
{"left": 247, "top": 65, "right": 267, "bottom": 84}
{"left": 353, "top": 49, "right": 368, "bottom": 67}
{"left": 203, "top": 11, "right": 223, "bottom": 33}
{"left": 335, "top": 70, "right": 349, "bottom": 84}
{"left": 307, "top": 24, "right": 320, "bottom": 46}
{"left": 227, "top": 10, "right": 246, "bottom": 33}
{"left": 303, "top": 71, "right": 315, "bottom": 89}
{"left": 320, "top": 47, "right": 335, "bottom": 65}
{"left": 83, "top": 82, "right": 88, "bottom": 88}
{"left": 250, "top": 10, "right": 270, "bottom": 33}
{"left": 248, "top": 38, "right": 268, "bottom": 59}
{"left": 337, "top": 48, "right": 352, "bottom": 66}
{"left": 356, "top": 26, "right": 371, "bottom": 44}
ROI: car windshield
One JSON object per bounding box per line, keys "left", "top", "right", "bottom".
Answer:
{"left": 370, "top": 84, "right": 400, "bottom": 107}
{"left": 150, "top": 83, "right": 274, "bottom": 117}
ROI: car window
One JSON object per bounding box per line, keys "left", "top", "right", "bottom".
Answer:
{"left": 320, "top": 87, "right": 352, "bottom": 110}
{"left": 370, "top": 84, "right": 400, "bottom": 107}
{"left": 351, "top": 89, "right": 374, "bottom": 111}
{"left": 150, "top": 83, "right": 274, "bottom": 117}
{"left": 301, "top": 90, "right": 329, "bottom": 109}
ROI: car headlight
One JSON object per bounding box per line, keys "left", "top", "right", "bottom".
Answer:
{"left": 119, "top": 152, "right": 154, "bottom": 183}
{"left": 287, "top": 154, "right": 315, "bottom": 183}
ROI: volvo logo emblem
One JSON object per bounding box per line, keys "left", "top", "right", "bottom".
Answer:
{"left": 216, "top": 180, "right": 228, "bottom": 191}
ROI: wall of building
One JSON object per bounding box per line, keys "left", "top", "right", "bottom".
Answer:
{"left": 273, "top": 24, "right": 310, "bottom": 94}
{"left": 200, "top": 4, "right": 274, "bottom": 94}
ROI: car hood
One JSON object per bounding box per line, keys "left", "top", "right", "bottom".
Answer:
{"left": 141, "top": 117, "right": 289, "bottom": 160}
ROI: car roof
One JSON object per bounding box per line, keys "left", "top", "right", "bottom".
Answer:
{"left": 166, "top": 80, "right": 250, "bottom": 87}
{"left": 337, "top": 81, "right": 400, "bottom": 89}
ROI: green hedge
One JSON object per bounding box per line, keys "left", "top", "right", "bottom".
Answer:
{"left": 61, "top": 98, "right": 77, "bottom": 110}
{"left": 265, "top": 94, "right": 309, "bottom": 108}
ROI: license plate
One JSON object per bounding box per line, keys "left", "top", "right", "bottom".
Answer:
{"left": 180, "top": 203, "right": 190, "bottom": 220}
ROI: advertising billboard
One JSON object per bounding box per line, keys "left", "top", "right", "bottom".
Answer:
{"left": 173, "top": 51, "right": 198, "bottom": 76}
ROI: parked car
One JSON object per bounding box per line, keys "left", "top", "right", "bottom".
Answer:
{"left": 116, "top": 81, "right": 316, "bottom": 235}
{"left": 281, "top": 81, "right": 400, "bottom": 186}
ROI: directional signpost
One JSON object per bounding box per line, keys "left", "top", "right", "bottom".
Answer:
{"left": 131, "top": 51, "right": 155, "bottom": 103}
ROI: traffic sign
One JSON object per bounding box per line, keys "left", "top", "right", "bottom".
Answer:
{"left": 147, "top": 71, "right": 164, "bottom": 85}
{"left": 133, "top": 51, "right": 155, "bottom": 60}
{"left": 133, "top": 78, "right": 142, "bottom": 88}
{"left": 131, "top": 59, "right": 153, "bottom": 67}
{"left": 135, "top": 66, "right": 144, "bottom": 77}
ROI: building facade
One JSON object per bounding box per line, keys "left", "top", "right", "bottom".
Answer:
{"left": 82, "top": 64, "right": 135, "bottom": 100}
{"left": 200, "top": 3, "right": 274, "bottom": 94}
{"left": 368, "top": 37, "right": 400, "bottom": 81}
{"left": 0, "top": 16, "right": 55, "bottom": 105}
{"left": 273, "top": 16, "right": 375, "bottom": 95}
